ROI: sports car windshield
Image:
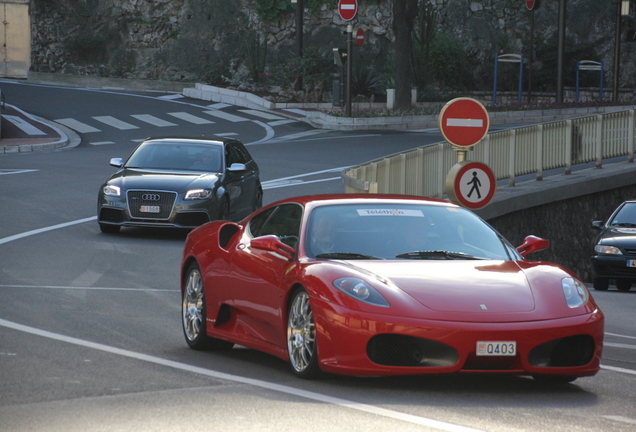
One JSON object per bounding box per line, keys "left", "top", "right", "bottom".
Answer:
{"left": 125, "top": 142, "right": 223, "bottom": 172}
{"left": 306, "top": 203, "right": 520, "bottom": 261}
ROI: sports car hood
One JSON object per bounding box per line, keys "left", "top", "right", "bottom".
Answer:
{"left": 108, "top": 168, "right": 220, "bottom": 191}
{"left": 349, "top": 260, "right": 535, "bottom": 313}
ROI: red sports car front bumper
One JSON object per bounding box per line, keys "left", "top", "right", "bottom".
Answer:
{"left": 312, "top": 299, "right": 604, "bottom": 378}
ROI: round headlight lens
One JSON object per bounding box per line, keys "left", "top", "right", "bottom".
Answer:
{"left": 562, "top": 277, "right": 589, "bottom": 308}
{"left": 333, "top": 277, "right": 389, "bottom": 307}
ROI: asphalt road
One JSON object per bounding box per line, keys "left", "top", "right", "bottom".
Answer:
{"left": 0, "top": 80, "right": 635, "bottom": 432}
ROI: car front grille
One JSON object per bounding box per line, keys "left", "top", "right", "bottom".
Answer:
{"left": 127, "top": 190, "right": 177, "bottom": 219}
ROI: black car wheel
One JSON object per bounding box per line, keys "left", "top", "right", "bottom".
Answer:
{"left": 592, "top": 278, "right": 609, "bottom": 291}
{"left": 99, "top": 223, "right": 120, "bottom": 234}
{"left": 182, "top": 262, "right": 234, "bottom": 350}
{"left": 218, "top": 196, "right": 230, "bottom": 220}
{"left": 254, "top": 188, "right": 263, "bottom": 211}
{"left": 287, "top": 288, "right": 321, "bottom": 379}
{"left": 616, "top": 280, "right": 632, "bottom": 292}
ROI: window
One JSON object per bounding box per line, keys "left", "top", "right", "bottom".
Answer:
{"left": 248, "top": 204, "right": 302, "bottom": 247}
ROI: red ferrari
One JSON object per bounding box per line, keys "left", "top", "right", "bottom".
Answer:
{"left": 180, "top": 194, "right": 604, "bottom": 382}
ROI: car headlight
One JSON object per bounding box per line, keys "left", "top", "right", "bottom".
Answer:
{"left": 594, "top": 244, "right": 621, "bottom": 255}
{"left": 103, "top": 185, "right": 120, "bottom": 196}
{"left": 333, "top": 277, "right": 390, "bottom": 307}
{"left": 185, "top": 189, "right": 212, "bottom": 200}
{"left": 562, "top": 277, "right": 589, "bottom": 308}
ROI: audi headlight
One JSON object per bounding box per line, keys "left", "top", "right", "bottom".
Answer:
{"left": 103, "top": 185, "right": 120, "bottom": 196}
{"left": 333, "top": 277, "right": 389, "bottom": 307}
{"left": 594, "top": 244, "right": 621, "bottom": 255}
{"left": 562, "top": 277, "right": 589, "bottom": 308}
{"left": 185, "top": 189, "right": 212, "bottom": 200}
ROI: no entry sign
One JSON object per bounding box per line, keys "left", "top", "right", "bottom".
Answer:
{"left": 445, "top": 161, "right": 496, "bottom": 209}
{"left": 338, "top": 0, "right": 358, "bottom": 21}
{"left": 438, "top": 97, "right": 490, "bottom": 148}
{"left": 356, "top": 28, "right": 365, "bottom": 46}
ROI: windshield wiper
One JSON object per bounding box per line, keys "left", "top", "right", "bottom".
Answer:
{"left": 315, "top": 252, "right": 385, "bottom": 260}
{"left": 395, "top": 250, "right": 485, "bottom": 260}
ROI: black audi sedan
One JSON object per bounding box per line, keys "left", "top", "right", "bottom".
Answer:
{"left": 591, "top": 199, "right": 636, "bottom": 291}
{"left": 97, "top": 136, "right": 262, "bottom": 234}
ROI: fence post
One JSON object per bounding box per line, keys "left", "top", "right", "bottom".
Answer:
{"left": 628, "top": 110, "right": 635, "bottom": 163}
{"left": 565, "top": 119, "right": 573, "bottom": 174}
{"left": 536, "top": 124, "right": 544, "bottom": 180}
{"left": 595, "top": 115, "right": 603, "bottom": 169}
{"left": 508, "top": 129, "right": 516, "bottom": 187}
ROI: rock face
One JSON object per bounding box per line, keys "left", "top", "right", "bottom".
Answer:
{"left": 29, "top": 0, "right": 635, "bottom": 91}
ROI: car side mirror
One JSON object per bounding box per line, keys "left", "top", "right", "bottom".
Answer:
{"left": 227, "top": 163, "right": 247, "bottom": 172}
{"left": 516, "top": 235, "right": 550, "bottom": 258}
{"left": 591, "top": 221, "right": 604, "bottom": 230}
{"left": 110, "top": 158, "right": 124, "bottom": 168}
{"left": 251, "top": 235, "right": 296, "bottom": 260}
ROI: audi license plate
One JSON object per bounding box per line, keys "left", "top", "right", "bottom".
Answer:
{"left": 476, "top": 341, "right": 516, "bottom": 356}
{"left": 140, "top": 205, "right": 160, "bottom": 213}
{"left": 627, "top": 260, "right": 636, "bottom": 267}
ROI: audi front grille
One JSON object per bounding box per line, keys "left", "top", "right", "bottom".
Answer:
{"left": 127, "top": 190, "right": 177, "bottom": 219}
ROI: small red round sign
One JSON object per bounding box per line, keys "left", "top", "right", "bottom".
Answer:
{"left": 445, "top": 161, "right": 496, "bottom": 209}
{"left": 526, "top": 0, "right": 536, "bottom": 10}
{"left": 338, "top": 0, "right": 358, "bottom": 21}
{"left": 356, "top": 28, "right": 365, "bottom": 47}
{"left": 438, "top": 97, "right": 490, "bottom": 148}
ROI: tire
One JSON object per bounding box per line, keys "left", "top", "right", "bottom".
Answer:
{"left": 99, "top": 223, "right": 120, "bottom": 234}
{"left": 218, "top": 196, "right": 230, "bottom": 220}
{"left": 253, "top": 188, "right": 263, "bottom": 212}
{"left": 592, "top": 278, "right": 609, "bottom": 291}
{"left": 532, "top": 374, "right": 577, "bottom": 384}
{"left": 287, "top": 288, "right": 321, "bottom": 379}
{"left": 182, "top": 262, "right": 234, "bottom": 351}
{"left": 616, "top": 280, "right": 632, "bottom": 292}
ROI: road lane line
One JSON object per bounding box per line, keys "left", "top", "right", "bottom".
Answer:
{"left": 131, "top": 114, "right": 177, "bottom": 127}
{"left": 0, "top": 317, "right": 485, "bottom": 432}
{"left": 0, "top": 216, "right": 96, "bottom": 246}
{"left": 167, "top": 112, "right": 214, "bottom": 124}
{"left": 93, "top": 116, "right": 139, "bottom": 130}
{"left": 54, "top": 118, "right": 101, "bottom": 133}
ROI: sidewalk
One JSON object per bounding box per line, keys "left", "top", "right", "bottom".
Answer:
{"left": 0, "top": 104, "right": 70, "bottom": 153}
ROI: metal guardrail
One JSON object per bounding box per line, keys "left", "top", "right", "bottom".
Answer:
{"left": 343, "top": 109, "right": 636, "bottom": 198}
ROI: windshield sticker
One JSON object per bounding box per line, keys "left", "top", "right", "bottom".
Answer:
{"left": 357, "top": 209, "right": 424, "bottom": 217}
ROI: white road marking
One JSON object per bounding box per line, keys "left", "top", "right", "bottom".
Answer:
{"left": 167, "top": 112, "right": 214, "bottom": 124}
{"left": 238, "top": 109, "right": 285, "bottom": 120}
{"left": 203, "top": 110, "right": 249, "bottom": 123}
{"left": 268, "top": 119, "right": 297, "bottom": 126}
{"left": 131, "top": 114, "right": 177, "bottom": 127}
{"left": 0, "top": 216, "right": 97, "bottom": 246}
{"left": 604, "top": 342, "right": 636, "bottom": 350}
{"left": 157, "top": 94, "right": 184, "bottom": 100}
{"left": 54, "top": 118, "right": 101, "bottom": 133}
{"left": 601, "top": 415, "right": 636, "bottom": 426}
{"left": 0, "top": 317, "right": 485, "bottom": 432}
{"left": 4, "top": 115, "right": 46, "bottom": 135}
{"left": 93, "top": 116, "right": 139, "bottom": 130}
{"left": 89, "top": 141, "right": 115, "bottom": 146}
{"left": 0, "top": 169, "right": 38, "bottom": 176}
{"left": 601, "top": 365, "right": 636, "bottom": 375}
{"left": 207, "top": 103, "right": 231, "bottom": 109}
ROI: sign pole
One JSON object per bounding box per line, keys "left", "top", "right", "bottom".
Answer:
{"left": 346, "top": 24, "right": 353, "bottom": 117}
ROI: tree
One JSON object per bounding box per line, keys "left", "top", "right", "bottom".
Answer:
{"left": 392, "top": 0, "right": 419, "bottom": 110}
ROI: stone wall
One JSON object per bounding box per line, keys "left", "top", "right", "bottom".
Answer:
{"left": 488, "top": 183, "right": 636, "bottom": 282}
{"left": 28, "top": 0, "right": 636, "bottom": 90}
